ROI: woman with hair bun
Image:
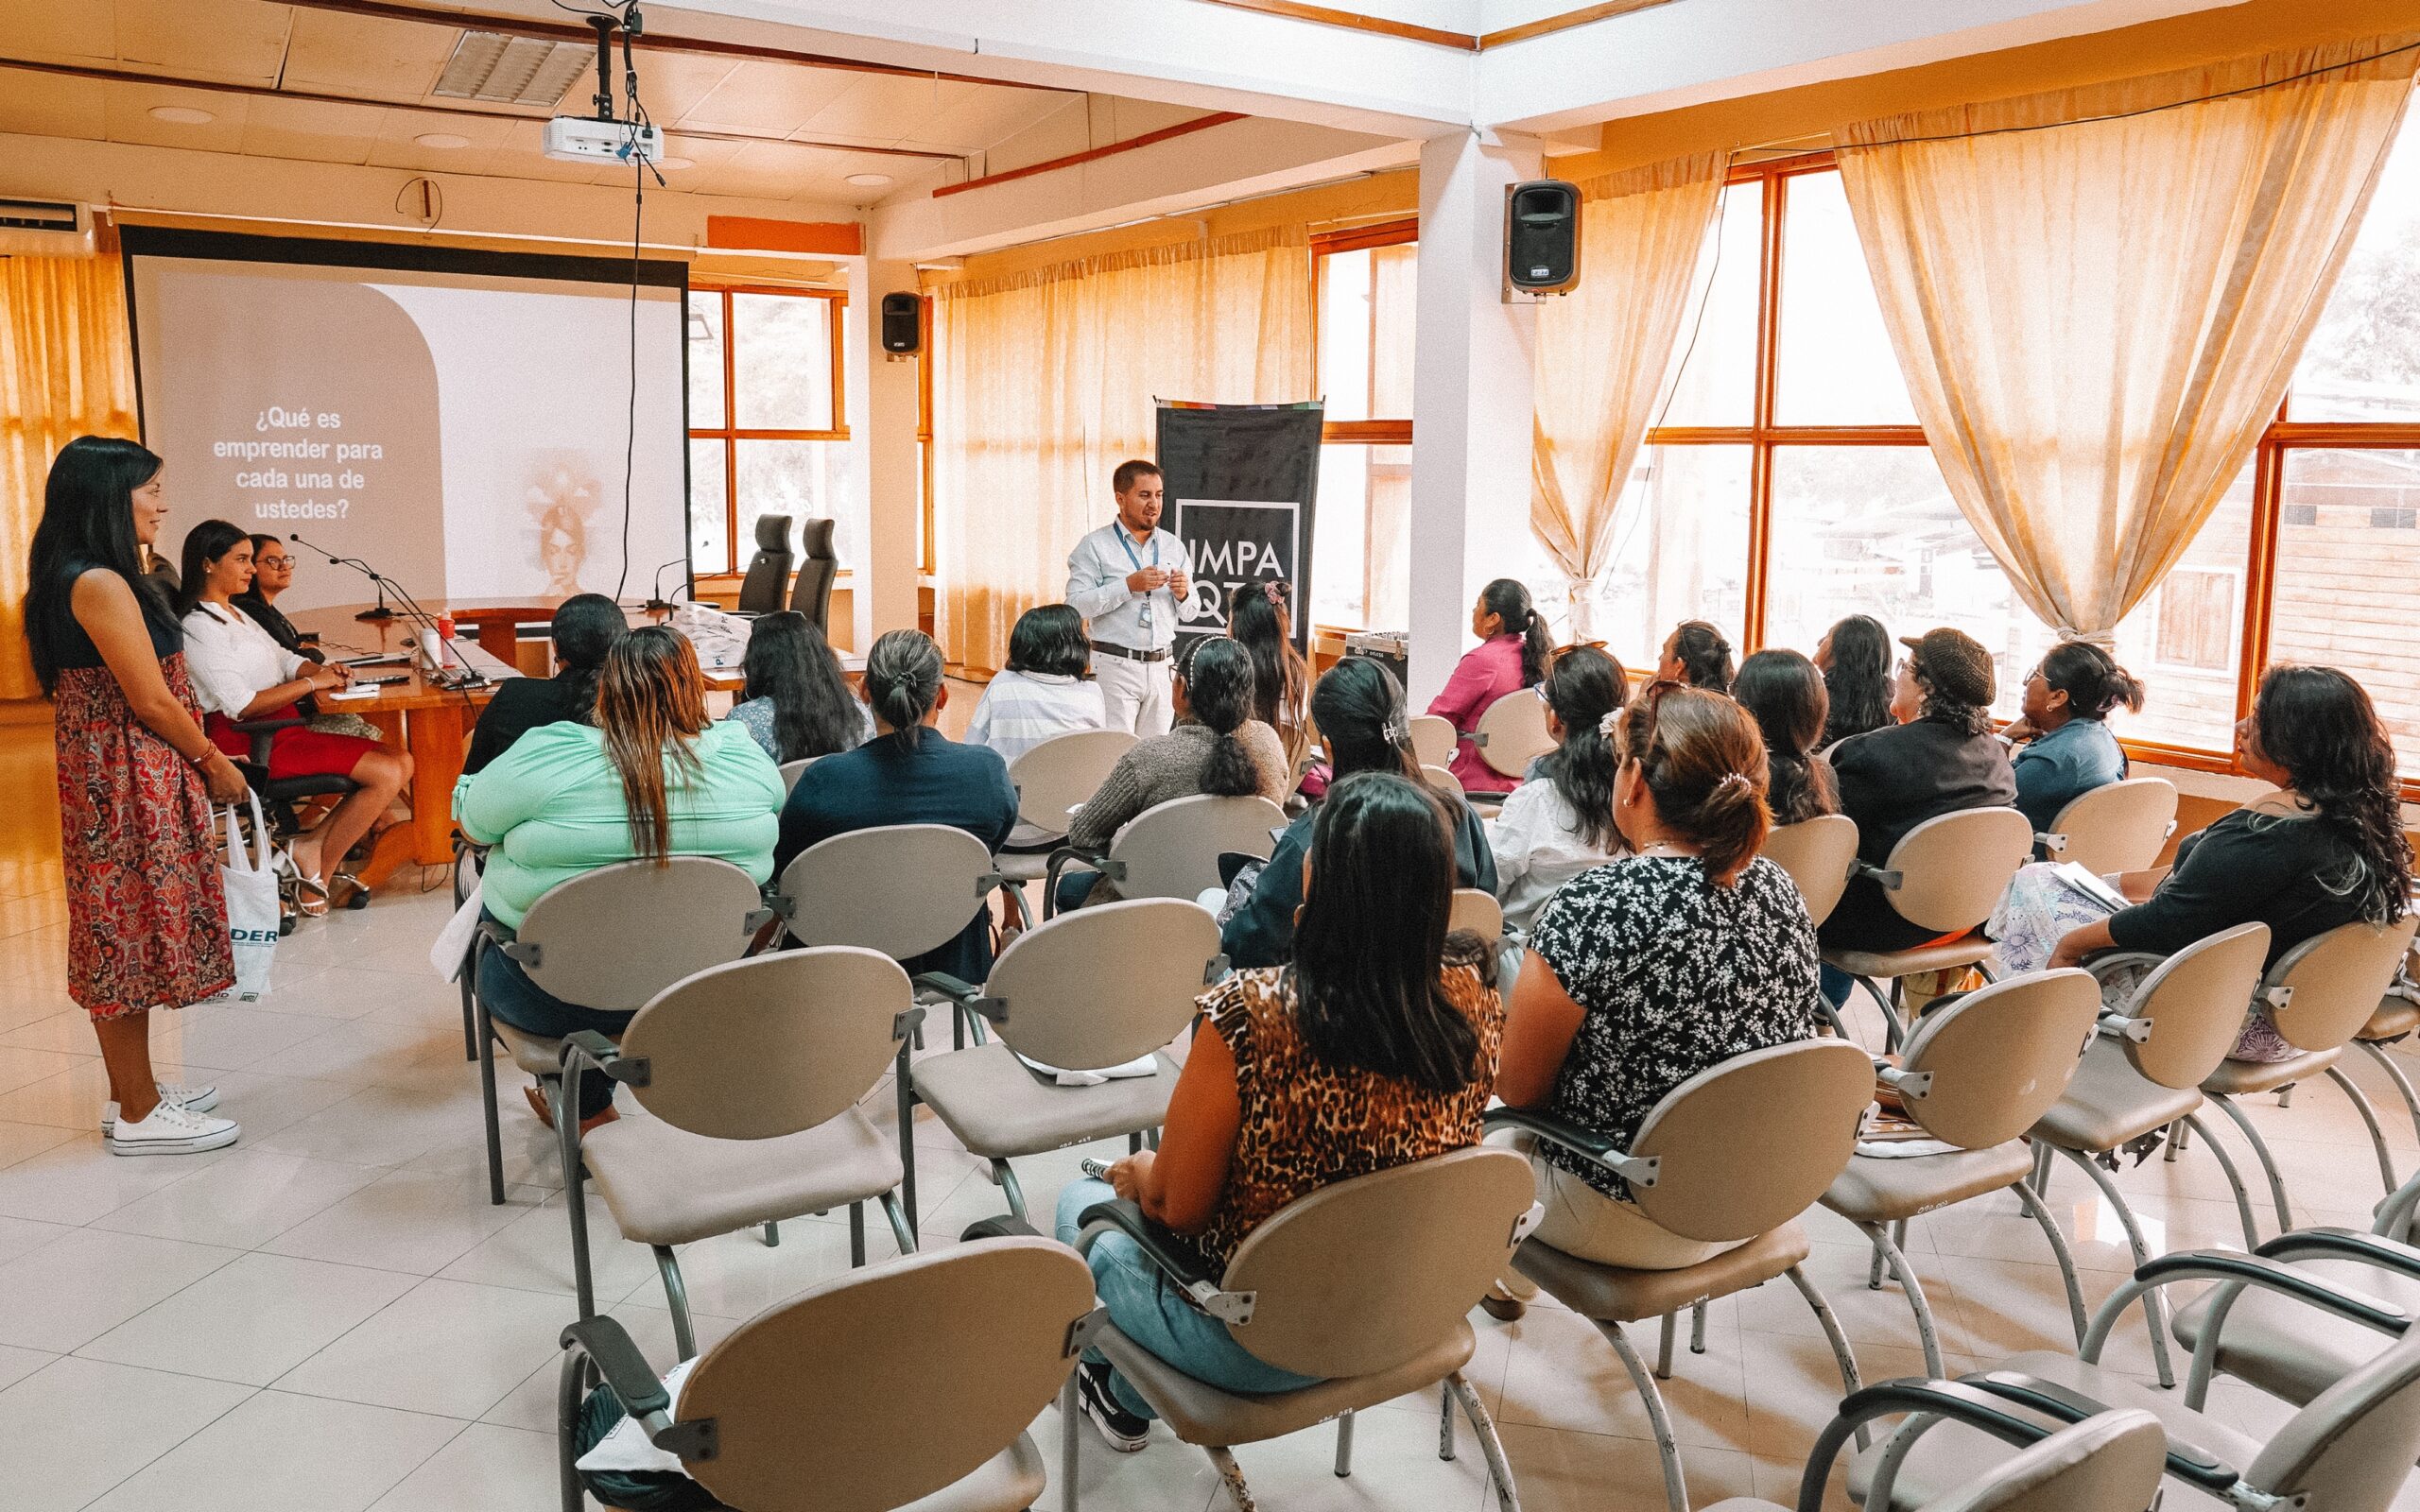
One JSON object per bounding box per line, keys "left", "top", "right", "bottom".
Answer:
{"left": 1657, "top": 619, "right": 1736, "bottom": 695}
{"left": 1427, "top": 577, "right": 1552, "bottom": 795}
{"left": 776, "top": 629, "right": 1017, "bottom": 981}
{"left": 2005, "top": 640, "right": 2145, "bottom": 839}
{"left": 1488, "top": 684, "right": 1819, "bottom": 1296}
{"left": 1490, "top": 645, "right": 1629, "bottom": 931}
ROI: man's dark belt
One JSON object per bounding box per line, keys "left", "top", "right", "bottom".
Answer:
{"left": 1090, "top": 640, "right": 1170, "bottom": 663}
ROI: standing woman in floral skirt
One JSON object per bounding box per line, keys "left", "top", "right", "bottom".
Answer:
{"left": 25, "top": 437, "right": 246, "bottom": 1154}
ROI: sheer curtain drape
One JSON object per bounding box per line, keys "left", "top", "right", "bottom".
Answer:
{"left": 929, "top": 227, "right": 1312, "bottom": 672}
{"left": 1836, "top": 38, "right": 2420, "bottom": 645}
{"left": 1, "top": 255, "right": 139, "bottom": 699}
{"left": 1530, "top": 153, "right": 1725, "bottom": 640}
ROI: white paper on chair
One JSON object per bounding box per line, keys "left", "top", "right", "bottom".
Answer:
{"left": 1016, "top": 1052, "right": 1159, "bottom": 1087}
{"left": 430, "top": 880, "right": 482, "bottom": 982}
{"left": 2048, "top": 862, "right": 2127, "bottom": 914}
{"left": 1854, "top": 1138, "right": 1961, "bottom": 1160}
{"left": 575, "top": 1357, "right": 701, "bottom": 1476}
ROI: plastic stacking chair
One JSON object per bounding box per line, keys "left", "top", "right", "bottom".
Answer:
{"left": 2189, "top": 917, "right": 2420, "bottom": 1243}
{"left": 1823, "top": 807, "right": 2034, "bottom": 1049}
{"left": 1062, "top": 1147, "right": 1533, "bottom": 1512}
{"left": 997, "top": 730, "right": 1138, "bottom": 922}
{"left": 1763, "top": 814, "right": 1859, "bottom": 928}
{"left": 1708, "top": 1399, "right": 2165, "bottom": 1512}
{"left": 1848, "top": 1251, "right": 2420, "bottom": 1512}
{"left": 2166, "top": 1221, "right": 2420, "bottom": 1418}
{"left": 1486, "top": 1039, "right": 1875, "bottom": 1512}
{"left": 1042, "top": 793, "right": 1286, "bottom": 919}
{"left": 772, "top": 823, "right": 1006, "bottom": 963}
{"left": 2023, "top": 921, "right": 2272, "bottom": 1386}
{"left": 473, "top": 857, "right": 773, "bottom": 1205}
{"left": 554, "top": 1237, "right": 1096, "bottom": 1512}
{"left": 1448, "top": 887, "right": 1504, "bottom": 944}
{"left": 1821, "top": 971, "right": 2100, "bottom": 1376}
{"left": 1420, "top": 762, "right": 1461, "bottom": 793}
{"left": 1408, "top": 713, "right": 1458, "bottom": 769}
{"left": 2034, "top": 777, "right": 2177, "bottom": 874}
{"left": 1470, "top": 688, "right": 1554, "bottom": 787}
{"left": 775, "top": 757, "right": 817, "bottom": 795}
{"left": 910, "top": 899, "right": 1222, "bottom": 1222}
{"left": 2352, "top": 945, "right": 2420, "bottom": 1153}
{"left": 553, "top": 948, "right": 921, "bottom": 1362}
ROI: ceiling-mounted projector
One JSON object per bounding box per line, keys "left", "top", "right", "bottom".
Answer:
{"left": 543, "top": 116, "right": 663, "bottom": 165}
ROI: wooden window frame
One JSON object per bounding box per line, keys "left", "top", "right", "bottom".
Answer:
{"left": 1309, "top": 218, "right": 1418, "bottom": 633}
{"left": 685, "top": 283, "right": 851, "bottom": 576}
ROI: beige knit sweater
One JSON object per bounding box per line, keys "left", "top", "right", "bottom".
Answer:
{"left": 1066, "top": 719, "right": 1290, "bottom": 853}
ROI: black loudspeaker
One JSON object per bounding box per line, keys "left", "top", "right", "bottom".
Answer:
{"left": 1505, "top": 179, "right": 1581, "bottom": 296}
{"left": 880, "top": 291, "right": 922, "bottom": 353}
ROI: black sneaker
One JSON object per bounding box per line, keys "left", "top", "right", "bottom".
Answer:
{"left": 1075, "top": 1360, "right": 1150, "bottom": 1452}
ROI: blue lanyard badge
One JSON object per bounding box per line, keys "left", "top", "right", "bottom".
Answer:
{"left": 1115, "top": 529, "right": 1162, "bottom": 632}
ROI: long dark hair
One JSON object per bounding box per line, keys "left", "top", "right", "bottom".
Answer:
{"left": 2249, "top": 666, "right": 2411, "bottom": 926}
{"left": 596, "top": 627, "right": 709, "bottom": 863}
{"left": 1536, "top": 645, "right": 1625, "bottom": 850}
{"left": 176, "top": 519, "right": 252, "bottom": 615}
{"left": 1667, "top": 620, "right": 1736, "bottom": 694}
{"left": 549, "top": 593, "right": 627, "bottom": 727}
{"left": 863, "top": 628, "right": 945, "bottom": 750}
{"left": 1006, "top": 604, "right": 1090, "bottom": 679}
{"left": 1310, "top": 656, "right": 1420, "bottom": 783}
{"left": 1288, "top": 772, "right": 1484, "bottom": 1094}
{"left": 2040, "top": 642, "right": 2146, "bottom": 723}
{"left": 1176, "top": 636, "right": 1262, "bottom": 798}
{"left": 1618, "top": 683, "right": 1772, "bottom": 886}
{"left": 1819, "top": 614, "right": 1893, "bottom": 747}
{"left": 1734, "top": 648, "right": 1839, "bottom": 826}
{"left": 1230, "top": 580, "right": 1307, "bottom": 747}
{"left": 1480, "top": 578, "right": 1550, "bottom": 687}
{"left": 742, "top": 610, "right": 861, "bottom": 762}
{"left": 26, "top": 437, "right": 177, "bottom": 695}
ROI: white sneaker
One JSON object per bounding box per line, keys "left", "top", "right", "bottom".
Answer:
{"left": 107, "top": 1100, "right": 239, "bottom": 1157}
{"left": 99, "top": 1081, "right": 219, "bottom": 1133}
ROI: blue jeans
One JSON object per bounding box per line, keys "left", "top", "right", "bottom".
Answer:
{"left": 1820, "top": 964, "right": 1854, "bottom": 1011}
{"left": 1053, "top": 1178, "right": 1319, "bottom": 1419}
{"left": 478, "top": 909, "right": 632, "bottom": 1120}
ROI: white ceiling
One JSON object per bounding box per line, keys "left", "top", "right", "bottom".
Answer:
{"left": 0, "top": 0, "right": 1115, "bottom": 202}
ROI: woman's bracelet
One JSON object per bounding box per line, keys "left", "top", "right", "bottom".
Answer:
{"left": 186, "top": 747, "right": 219, "bottom": 769}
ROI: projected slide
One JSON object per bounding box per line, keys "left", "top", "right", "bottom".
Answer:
{"left": 125, "top": 229, "right": 687, "bottom": 612}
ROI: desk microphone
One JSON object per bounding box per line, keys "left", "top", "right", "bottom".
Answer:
{"left": 288, "top": 530, "right": 397, "bottom": 621}
{"left": 288, "top": 533, "right": 484, "bottom": 689}
{"left": 644, "top": 555, "right": 690, "bottom": 613}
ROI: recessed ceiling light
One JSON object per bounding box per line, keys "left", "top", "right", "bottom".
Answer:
{"left": 415, "top": 132, "right": 472, "bottom": 149}
{"left": 148, "top": 106, "right": 215, "bottom": 125}
{"left": 844, "top": 172, "right": 892, "bottom": 188}
{"left": 657, "top": 155, "right": 695, "bottom": 170}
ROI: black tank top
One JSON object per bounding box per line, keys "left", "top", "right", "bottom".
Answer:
{"left": 40, "top": 560, "right": 182, "bottom": 669}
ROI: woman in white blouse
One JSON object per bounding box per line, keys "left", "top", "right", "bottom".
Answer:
{"left": 1489, "top": 645, "right": 1630, "bottom": 932}
{"left": 179, "top": 520, "right": 412, "bottom": 909}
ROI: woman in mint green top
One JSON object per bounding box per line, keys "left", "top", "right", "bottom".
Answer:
{"left": 458, "top": 627, "right": 782, "bottom": 1126}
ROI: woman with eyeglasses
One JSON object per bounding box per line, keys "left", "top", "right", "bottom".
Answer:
{"left": 1487, "top": 683, "right": 1818, "bottom": 1310}
{"left": 2003, "top": 642, "right": 2144, "bottom": 843}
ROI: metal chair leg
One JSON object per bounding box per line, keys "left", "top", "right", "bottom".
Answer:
{"left": 2357, "top": 1038, "right": 2420, "bottom": 1150}
{"left": 995, "top": 1159, "right": 1028, "bottom": 1219}
{"left": 1333, "top": 1410, "right": 1355, "bottom": 1477}
{"left": 1690, "top": 1299, "right": 1708, "bottom": 1355}
{"left": 2322, "top": 1064, "right": 2400, "bottom": 1196}
{"left": 1060, "top": 1370, "right": 1082, "bottom": 1512}
{"left": 2183, "top": 1112, "right": 2263, "bottom": 1251}
{"left": 2009, "top": 1177, "right": 2088, "bottom": 1349}
{"left": 762, "top": 1221, "right": 779, "bottom": 1247}
{"left": 850, "top": 1201, "right": 866, "bottom": 1266}
{"left": 2053, "top": 1145, "right": 2175, "bottom": 1387}
{"left": 475, "top": 996, "right": 506, "bottom": 1206}
{"left": 1787, "top": 1263, "right": 1870, "bottom": 1449}
{"left": 1860, "top": 1221, "right": 1945, "bottom": 1377}
{"left": 2206, "top": 1091, "right": 2295, "bottom": 1235}
{"left": 895, "top": 1046, "right": 920, "bottom": 1233}
{"left": 555, "top": 1345, "right": 592, "bottom": 1512}
{"left": 1448, "top": 1369, "right": 1522, "bottom": 1512}
{"left": 1655, "top": 1312, "right": 1677, "bottom": 1379}
{"left": 1205, "top": 1445, "right": 1256, "bottom": 1511}
{"left": 2165, "top": 1116, "right": 2190, "bottom": 1161}
{"left": 1599, "top": 1320, "right": 1689, "bottom": 1512}
{"left": 654, "top": 1246, "right": 696, "bottom": 1361}
{"left": 1438, "top": 1381, "right": 1457, "bottom": 1461}
{"left": 880, "top": 1191, "right": 917, "bottom": 1255}
{"left": 458, "top": 969, "right": 477, "bottom": 1063}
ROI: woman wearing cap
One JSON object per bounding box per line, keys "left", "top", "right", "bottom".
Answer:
{"left": 1819, "top": 627, "right": 2015, "bottom": 960}
{"left": 1426, "top": 578, "right": 1551, "bottom": 795}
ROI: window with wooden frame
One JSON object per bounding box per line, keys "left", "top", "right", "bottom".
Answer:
{"left": 684, "top": 284, "right": 852, "bottom": 578}
{"left": 1310, "top": 219, "right": 1417, "bottom": 631}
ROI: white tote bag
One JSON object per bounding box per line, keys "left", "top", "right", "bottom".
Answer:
{"left": 219, "top": 793, "right": 280, "bottom": 1001}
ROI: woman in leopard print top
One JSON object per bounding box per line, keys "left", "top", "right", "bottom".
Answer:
{"left": 1052, "top": 771, "right": 1506, "bottom": 1450}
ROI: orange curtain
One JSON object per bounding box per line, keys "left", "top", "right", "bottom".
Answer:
{"left": 1836, "top": 37, "right": 2420, "bottom": 644}
{"left": 0, "top": 256, "right": 140, "bottom": 699}
{"left": 927, "top": 227, "right": 1313, "bottom": 672}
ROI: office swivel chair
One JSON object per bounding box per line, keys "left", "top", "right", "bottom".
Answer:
{"left": 736, "top": 515, "right": 794, "bottom": 614}
{"left": 789, "top": 517, "right": 838, "bottom": 634}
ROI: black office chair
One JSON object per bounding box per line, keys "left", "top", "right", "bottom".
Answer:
{"left": 788, "top": 516, "right": 838, "bottom": 634}
{"left": 227, "top": 715, "right": 364, "bottom": 923}
{"left": 736, "top": 514, "right": 794, "bottom": 614}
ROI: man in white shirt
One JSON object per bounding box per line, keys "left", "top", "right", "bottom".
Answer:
{"left": 1064, "top": 459, "right": 1192, "bottom": 735}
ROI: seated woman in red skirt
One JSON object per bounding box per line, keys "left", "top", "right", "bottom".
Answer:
{"left": 178, "top": 520, "right": 413, "bottom": 911}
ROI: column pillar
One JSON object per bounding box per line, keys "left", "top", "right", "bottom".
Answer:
{"left": 1405, "top": 129, "right": 1539, "bottom": 708}
{"left": 848, "top": 255, "right": 924, "bottom": 650}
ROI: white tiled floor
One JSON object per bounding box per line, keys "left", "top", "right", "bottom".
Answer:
{"left": 1, "top": 874, "right": 2417, "bottom": 1510}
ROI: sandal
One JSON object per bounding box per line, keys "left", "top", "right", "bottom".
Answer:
{"left": 524, "top": 1084, "right": 618, "bottom": 1135}
{"left": 330, "top": 871, "right": 372, "bottom": 911}
{"left": 288, "top": 877, "right": 331, "bottom": 919}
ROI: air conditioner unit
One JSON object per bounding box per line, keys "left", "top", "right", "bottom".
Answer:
{"left": 0, "top": 198, "right": 94, "bottom": 256}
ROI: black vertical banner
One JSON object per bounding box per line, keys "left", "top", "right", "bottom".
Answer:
{"left": 1156, "top": 401, "right": 1323, "bottom": 652}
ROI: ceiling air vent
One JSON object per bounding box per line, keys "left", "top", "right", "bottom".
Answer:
{"left": 432, "top": 30, "right": 594, "bottom": 108}
{"left": 0, "top": 198, "right": 93, "bottom": 255}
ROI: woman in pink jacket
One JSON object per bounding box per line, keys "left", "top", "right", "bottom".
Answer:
{"left": 1427, "top": 577, "right": 1551, "bottom": 794}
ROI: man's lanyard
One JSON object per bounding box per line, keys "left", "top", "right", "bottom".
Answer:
{"left": 1114, "top": 526, "right": 1162, "bottom": 633}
